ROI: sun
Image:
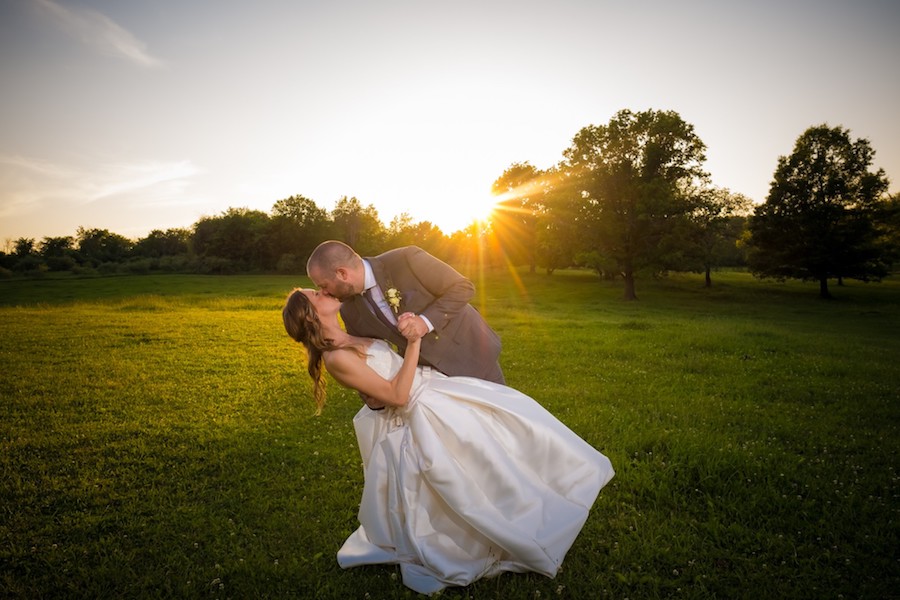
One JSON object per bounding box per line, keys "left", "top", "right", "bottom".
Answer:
{"left": 471, "top": 194, "right": 499, "bottom": 224}
{"left": 422, "top": 192, "right": 499, "bottom": 233}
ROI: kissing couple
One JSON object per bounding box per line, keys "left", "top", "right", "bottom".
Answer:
{"left": 283, "top": 240, "right": 614, "bottom": 594}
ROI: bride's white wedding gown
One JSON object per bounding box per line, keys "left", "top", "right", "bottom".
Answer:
{"left": 337, "top": 340, "right": 615, "bottom": 594}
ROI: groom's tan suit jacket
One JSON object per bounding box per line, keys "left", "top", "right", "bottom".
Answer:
{"left": 339, "top": 246, "right": 504, "bottom": 384}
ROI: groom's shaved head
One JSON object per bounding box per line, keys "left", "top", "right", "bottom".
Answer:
{"left": 306, "top": 240, "right": 365, "bottom": 299}
{"left": 307, "top": 240, "right": 361, "bottom": 275}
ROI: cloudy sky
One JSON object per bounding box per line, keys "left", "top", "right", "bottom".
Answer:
{"left": 1, "top": 0, "right": 898, "bottom": 243}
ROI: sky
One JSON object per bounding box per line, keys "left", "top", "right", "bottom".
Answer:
{"left": 1, "top": 0, "right": 899, "bottom": 245}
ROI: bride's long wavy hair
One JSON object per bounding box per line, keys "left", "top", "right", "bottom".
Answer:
{"left": 282, "top": 288, "right": 366, "bottom": 414}
{"left": 282, "top": 288, "right": 334, "bottom": 414}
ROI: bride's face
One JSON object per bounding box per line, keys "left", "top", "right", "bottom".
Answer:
{"left": 301, "top": 288, "right": 340, "bottom": 318}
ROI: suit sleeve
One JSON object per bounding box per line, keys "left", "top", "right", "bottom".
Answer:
{"left": 402, "top": 247, "right": 475, "bottom": 332}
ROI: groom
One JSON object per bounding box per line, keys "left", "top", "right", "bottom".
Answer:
{"left": 306, "top": 240, "right": 504, "bottom": 387}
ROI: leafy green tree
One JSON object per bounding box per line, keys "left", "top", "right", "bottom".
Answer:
{"left": 446, "top": 222, "right": 500, "bottom": 273}
{"left": 491, "top": 162, "right": 542, "bottom": 273}
{"left": 39, "top": 236, "right": 74, "bottom": 256}
{"left": 562, "top": 109, "right": 708, "bottom": 299}
{"left": 76, "top": 227, "right": 132, "bottom": 265}
{"left": 882, "top": 193, "right": 900, "bottom": 270}
{"left": 331, "top": 196, "right": 384, "bottom": 255}
{"left": 271, "top": 194, "right": 329, "bottom": 229}
{"left": 133, "top": 229, "right": 190, "bottom": 258}
{"left": 269, "top": 195, "right": 332, "bottom": 268}
{"left": 385, "top": 213, "right": 448, "bottom": 258}
{"left": 536, "top": 167, "right": 586, "bottom": 275}
{"left": 10, "top": 237, "right": 42, "bottom": 272}
{"left": 39, "top": 236, "right": 77, "bottom": 271}
{"left": 748, "top": 124, "right": 892, "bottom": 299}
{"left": 685, "top": 187, "right": 752, "bottom": 286}
{"left": 13, "top": 238, "right": 36, "bottom": 257}
{"left": 191, "top": 208, "right": 271, "bottom": 269}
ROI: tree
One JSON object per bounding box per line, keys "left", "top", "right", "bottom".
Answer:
{"left": 76, "top": 227, "right": 132, "bottom": 265}
{"left": 331, "top": 196, "right": 384, "bottom": 255}
{"left": 385, "top": 213, "right": 448, "bottom": 258}
{"left": 13, "top": 238, "right": 36, "bottom": 257}
{"left": 562, "top": 109, "right": 708, "bottom": 299}
{"left": 191, "top": 208, "right": 271, "bottom": 269}
{"left": 10, "top": 237, "right": 42, "bottom": 272}
{"left": 536, "top": 166, "right": 589, "bottom": 275}
{"left": 269, "top": 195, "right": 332, "bottom": 270}
{"left": 748, "top": 124, "right": 892, "bottom": 299}
{"left": 881, "top": 193, "right": 900, "bottom": 270}
{"left": 39, "top": 236, "right": 77, "bottom": 271}
{"left": 491, "top": 162, "right": 543, "bottom": 273}
{"left": 446, "top": 221, "right": 499, "bottom": 273}
{"left": 133, "top": 228, "right": 190, "bottom": 258}
{"left": 686, "top": 187, "right": 752, "bottom": 286}
{"left": 271, "top": 194, "right": 329, "bottom": 229}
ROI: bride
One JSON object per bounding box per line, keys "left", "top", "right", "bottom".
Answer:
{"left": 282, "top": 288, "right": 615, "bottom": 595}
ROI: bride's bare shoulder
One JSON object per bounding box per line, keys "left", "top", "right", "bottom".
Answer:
{"left": 323, "top": 341, "right": 373, "bottom": 371}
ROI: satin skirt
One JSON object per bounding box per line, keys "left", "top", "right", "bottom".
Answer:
{"left": 336, "top": 371, "right": 614, "bottom": 594}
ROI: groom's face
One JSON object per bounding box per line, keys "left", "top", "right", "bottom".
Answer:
{"left": 309, "top": 266, "right": 357, "bottom": 302}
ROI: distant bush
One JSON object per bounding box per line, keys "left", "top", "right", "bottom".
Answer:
{"left": 124, "top": 258, "right": 155, "bottom": 274}
{"left": 97, "top": 262, "right": 120, "bottom": 275}
{"left": 158, "top": 255, "right": 191, "bottom": 272}
{"left": 46, "top": 255, "right": 78, "bottom": 272}
{"left": 12, "top": 255, "right": 44, "bottom": 273}
{"left": 276, "top": 253, "right": 303, "bottom": 273}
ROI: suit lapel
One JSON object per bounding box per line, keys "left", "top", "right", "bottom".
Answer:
{"left": 367, "top": 256, "right": 389, "bottom": 292}
{"left": 344, "top": 295, "right": 396, "bottom": 338}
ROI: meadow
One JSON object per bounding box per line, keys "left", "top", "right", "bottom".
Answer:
{"left": 1, "top": 270, "right": 898, "bottom": 599}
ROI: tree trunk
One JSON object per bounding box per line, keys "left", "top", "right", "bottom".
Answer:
{"left": 705, "top": 265, "right": 712, "bottom": 288}
{"left": 819, "top": 277, "right": 832, "bottom": 299}
{"left": 623, "top": 268, "right": 638, "bottom": 301}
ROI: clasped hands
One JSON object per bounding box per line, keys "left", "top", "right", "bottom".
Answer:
{"left": 397, "top": 312, "right": 426, "bottom": 342}
{"left": 362, "top": 312, "right": 424, "bottom": 411}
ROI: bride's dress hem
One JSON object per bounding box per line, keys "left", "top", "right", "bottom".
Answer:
{"left": 334, "top": 340, "right": 615, "bottom": 595}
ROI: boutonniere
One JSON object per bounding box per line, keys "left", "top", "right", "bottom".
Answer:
{"left": 385, "top": 287, "right": 401, "bottom": 314}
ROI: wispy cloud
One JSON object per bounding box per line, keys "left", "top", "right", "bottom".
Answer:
{"left": 90, "top": 160, "right": 200, "bottom": 202}
{"left": 33, "top": 0, "right": 164, "bottom": 68}
{"left": 0, "top": 154, "right": 201, "bottom": 218}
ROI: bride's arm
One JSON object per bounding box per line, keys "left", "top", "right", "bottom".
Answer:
{"left": 326, "top": 338, "right": 422, "bottom": 408}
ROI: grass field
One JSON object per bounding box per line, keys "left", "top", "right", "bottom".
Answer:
{"left": 1, "top": 270, "right": 898, "bottom": 599}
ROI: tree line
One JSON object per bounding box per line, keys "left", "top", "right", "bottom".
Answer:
{"left": 3, "top": 109, "right": 898, "bottom": 299}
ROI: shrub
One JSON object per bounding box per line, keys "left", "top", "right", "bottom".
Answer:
{"left": 46, "top": 255, "right": 78, "bottom": 272}
{"left": 97, "top": 262, "right": 120, "bottom": 275}
{"left": 124, "top": 258, "right": 155, "bottom": 274}
{"left": 12, "top": 255, "right": 44, "bottom": 273}
{"left": 158, "top": 255, "right": 191, "bottom": 272}
{"left": 276, "top": 253, "right": 302, "bottom": 273}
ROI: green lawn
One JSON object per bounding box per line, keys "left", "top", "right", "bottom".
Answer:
{"left": 1, "top": 270, "right": 898, "bottom": 598}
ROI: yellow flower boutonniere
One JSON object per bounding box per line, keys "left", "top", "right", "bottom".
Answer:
{"left": 385, "top": 287, "right": 401, "bottom": 314}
